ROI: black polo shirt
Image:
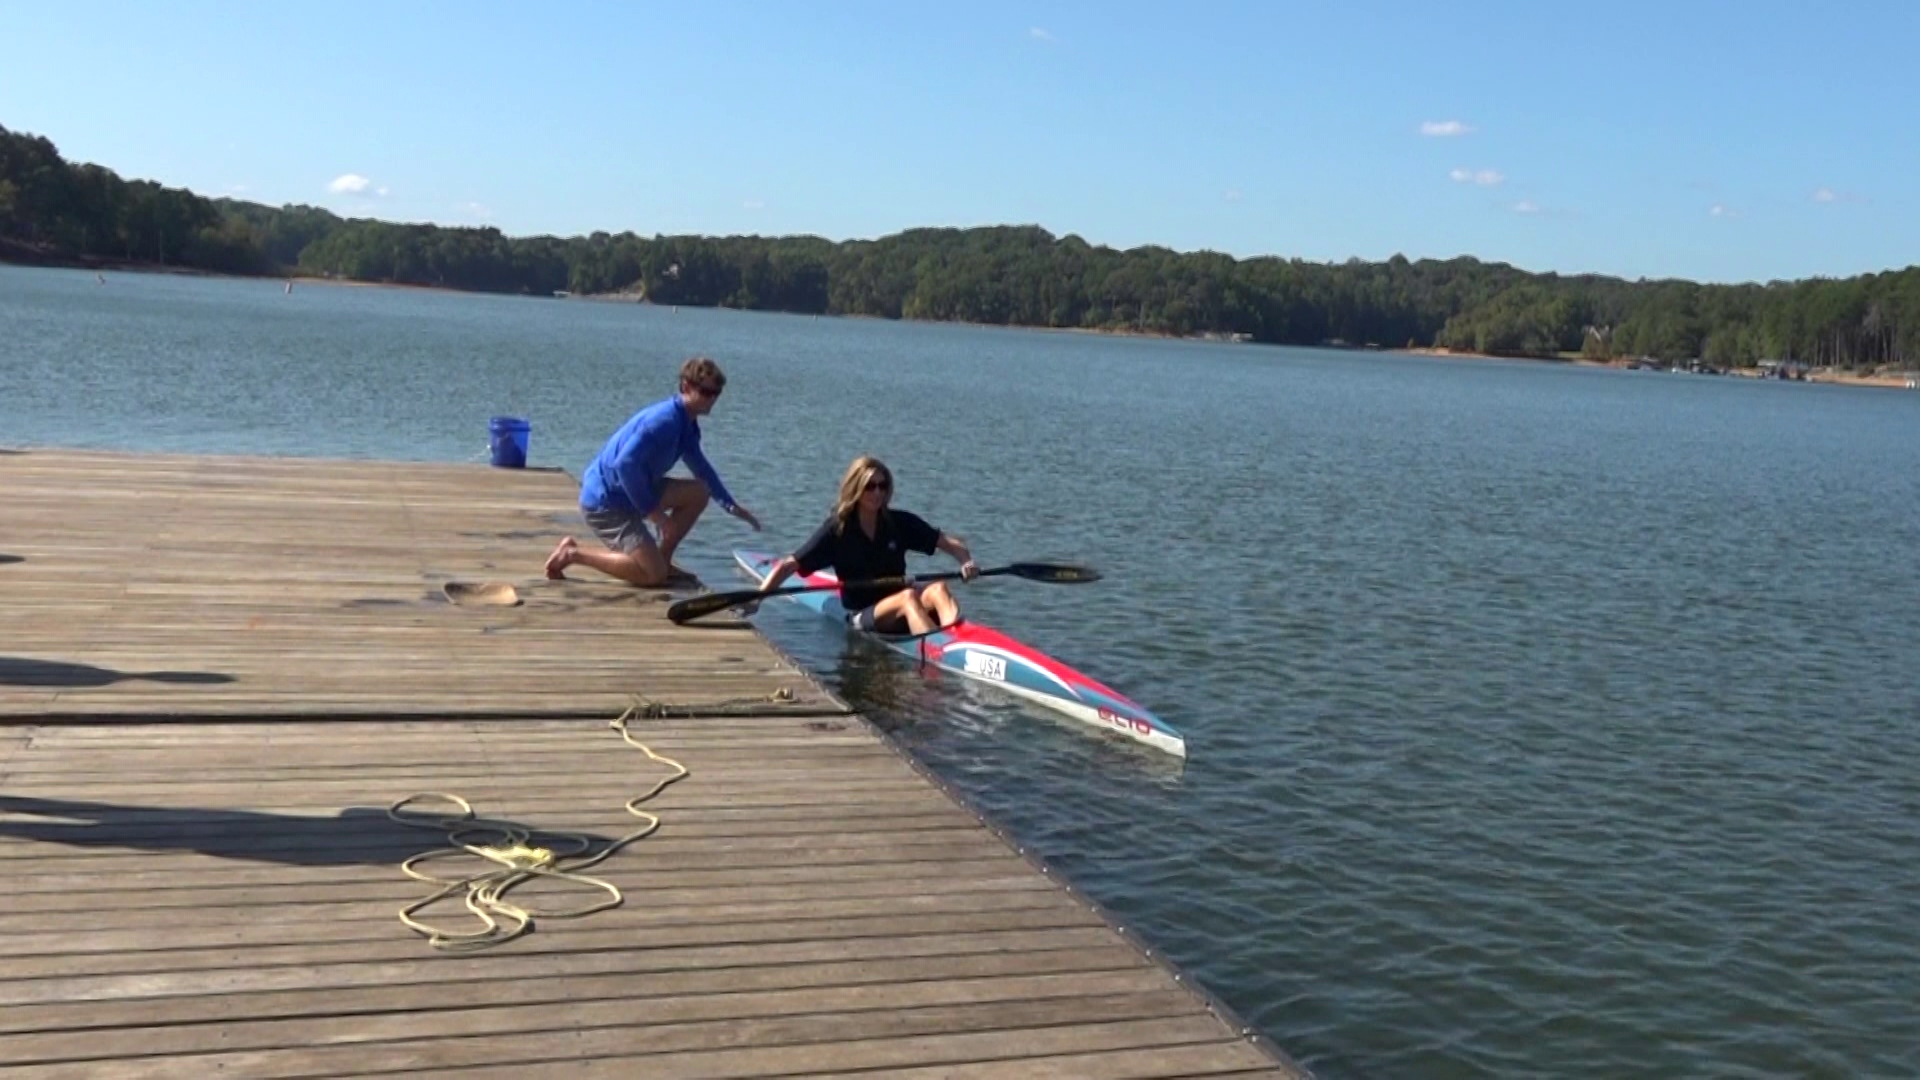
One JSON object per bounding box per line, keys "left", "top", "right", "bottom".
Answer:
{"left": 792, "top": 510, "right": 943, "bottom": 612}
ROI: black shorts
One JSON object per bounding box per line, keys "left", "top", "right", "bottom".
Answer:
{"left": 845, "top": 604, "right": 906, "bottom": 635}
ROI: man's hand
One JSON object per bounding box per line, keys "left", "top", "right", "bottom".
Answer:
{"left": 729, "top": 504, "right": 763, "bottom": 531}
{"left": 960, "top": 558, "right": 979, "bottom": 582}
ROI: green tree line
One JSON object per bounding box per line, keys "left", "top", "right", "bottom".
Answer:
{"left": 6, "top": 122, "right": 1917, "bottom": 369}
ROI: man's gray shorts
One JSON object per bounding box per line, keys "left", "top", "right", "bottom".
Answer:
{"left": 583, "top": 507, "right": 656, "bottom": 554}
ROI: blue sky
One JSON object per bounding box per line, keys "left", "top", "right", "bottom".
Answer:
{"left": 4, "top": 1, "right": 1915, "bottom": 284}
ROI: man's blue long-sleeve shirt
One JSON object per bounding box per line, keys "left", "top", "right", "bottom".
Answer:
{"left": 579, "top": 395, "right": 737, "bottom": 516}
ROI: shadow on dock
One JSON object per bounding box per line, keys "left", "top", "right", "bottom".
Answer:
{"left": 0, "top": 657, "right": 235, "bottom": 688}
{"left": 0, "top": 795, "right": 605, "bottom": 868}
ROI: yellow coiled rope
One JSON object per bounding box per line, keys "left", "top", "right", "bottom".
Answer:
{"left": 387, "top": 698, "right": 690, "bottom": 952}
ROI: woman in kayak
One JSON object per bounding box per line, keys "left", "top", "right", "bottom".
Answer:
{"left": 752, "top": 455, "right": 978, "bottom": 635}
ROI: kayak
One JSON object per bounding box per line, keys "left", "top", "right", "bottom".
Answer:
{"left": 734, "top": 550, "right": 1186, "bottom": 758}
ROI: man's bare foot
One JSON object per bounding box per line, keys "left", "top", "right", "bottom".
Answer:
{"left": 544, "top": 536, "right": 578, "bottom": 579}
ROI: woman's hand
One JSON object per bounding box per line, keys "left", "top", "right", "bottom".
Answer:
{"left": 729, "top": 504, "right": 763, "bottom": 531}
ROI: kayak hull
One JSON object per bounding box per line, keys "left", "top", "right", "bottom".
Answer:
{"left": 734, "top": 550, "right": 1186, "bottom": 758}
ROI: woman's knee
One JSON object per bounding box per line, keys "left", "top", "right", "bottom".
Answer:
{"left": 922, "top": 582, "right": 953, "bottom": 605}
{"left": 878, "top": 588, "right": 920, "bottom": 613}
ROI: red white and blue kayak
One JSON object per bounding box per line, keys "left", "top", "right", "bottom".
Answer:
{"left": 735, "top": 550, "right": 1186, "bottom": 758}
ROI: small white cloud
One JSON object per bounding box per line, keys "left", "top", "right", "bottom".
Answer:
{"left": 328, "top": 172, "right": 384, "bottom": 196}
{"left": 1449, "top": 167, "right": 1504, "bottom": 186}
{"left": 1508, "top": 200, "right": 1581, "bottom": 219}
{"left": 1420, "top": 120, "right": 1472, "bottom": 137}
{"left": 1812, "top": 187, "right": 1837, "bottom": 203}
{"left": 376, "top": 186, "right": 390, "bottom": 197}
{"left": 457, "top": 201, "right": 492, "bottom": 220}
{"left": 1709, "top": 204, "right": 1739, "bottom": 218}
{"left": 226, "top": 183, "right": 250, "bottom": 194}
{"left": 1029, "top": 26, "right": 1054, "bottom": 41}
{"left": 743, "top": 199, "right": 765, "bottom": 210}
{"left": 1224, "top": 189, "right": 1243, "bottom": 202}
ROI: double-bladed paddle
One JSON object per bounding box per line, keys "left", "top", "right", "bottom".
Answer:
{"left": 666, "top": 561, "right": 1102, "bottom": 624}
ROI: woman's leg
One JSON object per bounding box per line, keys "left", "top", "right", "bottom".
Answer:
{"left": 916, "top": 581, "right": 961, "bottom": 627}
{"left": 868, "top": 586, "right": 937, "bottom": 636}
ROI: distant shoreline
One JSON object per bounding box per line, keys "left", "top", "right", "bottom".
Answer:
{"left": 0, "top": 249, "right": 521, "bottom": 299}
{"left": 1399, "top": 345, "right": 1615, "bottom": 367}
{"left": 1396, "top": 346, "right": 1916, "bottom": 390}
{"left": 8, "top": 116, "right": 1918, "bottom": 387}
{"left": 11, "top": 254, "right": 1913, "bottom": 390}
{"left": 560, "top": 296, "right": 1211, "bottom": 343}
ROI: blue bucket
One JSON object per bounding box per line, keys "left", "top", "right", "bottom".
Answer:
{"left": 488, "top": 416, "right": 531, "bottom": 468}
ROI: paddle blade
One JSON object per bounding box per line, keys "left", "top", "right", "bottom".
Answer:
{"left": 667, "top": 590, "right": 758, "bottom": 624}
{"left": 1004, "top": 562, "right": 1102, "bottom": 584}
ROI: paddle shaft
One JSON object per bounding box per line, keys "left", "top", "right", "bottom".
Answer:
{"left": 667, "top": 561, "right": 1094, "bottom": 624}
{"left": 764, "top": 563, "right": 1005, "bottom": 600}
{"left": 670, "top": 567, "right": 995, "bottom": 623}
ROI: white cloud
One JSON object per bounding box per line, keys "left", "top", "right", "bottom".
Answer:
{"left": 1449, "top": 167, "right": 1504, "bottom": 186}
{"left": 457, "top": 201, "right": 491, "bottom": 220}
{"left": 1508, "top": 200, "right": 1581, "bottom": 219}
{"left": 1224, "top": 189, "right": 1243, "bottom": 202}
{"left": 743, "top": 199, "right": 765, "bottom": 210}
{"left": 1812, "top": 187, "right": 1837, "bottom": 203}
{"left": 328, "top": 173, "right": 384, "bottom": 196}
{"left": 1029, "top": 26, "right": 1054, "bottom": 41}
{"left": 1420, "top": 120, "right": 1472, "bottom": 137}
{"left": 1709, "top": 204, "right": 1739, "bottom": 218}
{"left": 226, "top": 183, "right": 250, "bottom": 194}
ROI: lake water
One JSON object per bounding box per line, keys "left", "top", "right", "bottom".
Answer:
{"left": 4, "top": 264, "right": 1917, "bottom": 1077}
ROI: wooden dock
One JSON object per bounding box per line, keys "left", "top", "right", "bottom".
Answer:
{"left": 0, "top": 448, "right": 1304, "bottom": 1078}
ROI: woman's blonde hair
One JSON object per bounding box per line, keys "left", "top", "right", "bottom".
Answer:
{"left": 831, "top": 455, "right": 892, "bottom": 533}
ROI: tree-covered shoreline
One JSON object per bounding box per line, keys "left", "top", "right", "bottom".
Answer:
{"left": 5, "top": 123, "right": 1916, "bottom": 370}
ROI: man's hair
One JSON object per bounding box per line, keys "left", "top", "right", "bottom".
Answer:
{"left": 679, "top": 356, "right": 726, "bottom": 391}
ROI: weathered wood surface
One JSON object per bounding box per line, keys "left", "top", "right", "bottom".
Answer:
{"left": 0, "top": 449, "right": 841, "bottom": 719}
{"left": 0, "top": 718, "right": 1300, "bottom": 1077}
{"left": 0, "top": 449, "right": 1305, "bottom": 1077}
